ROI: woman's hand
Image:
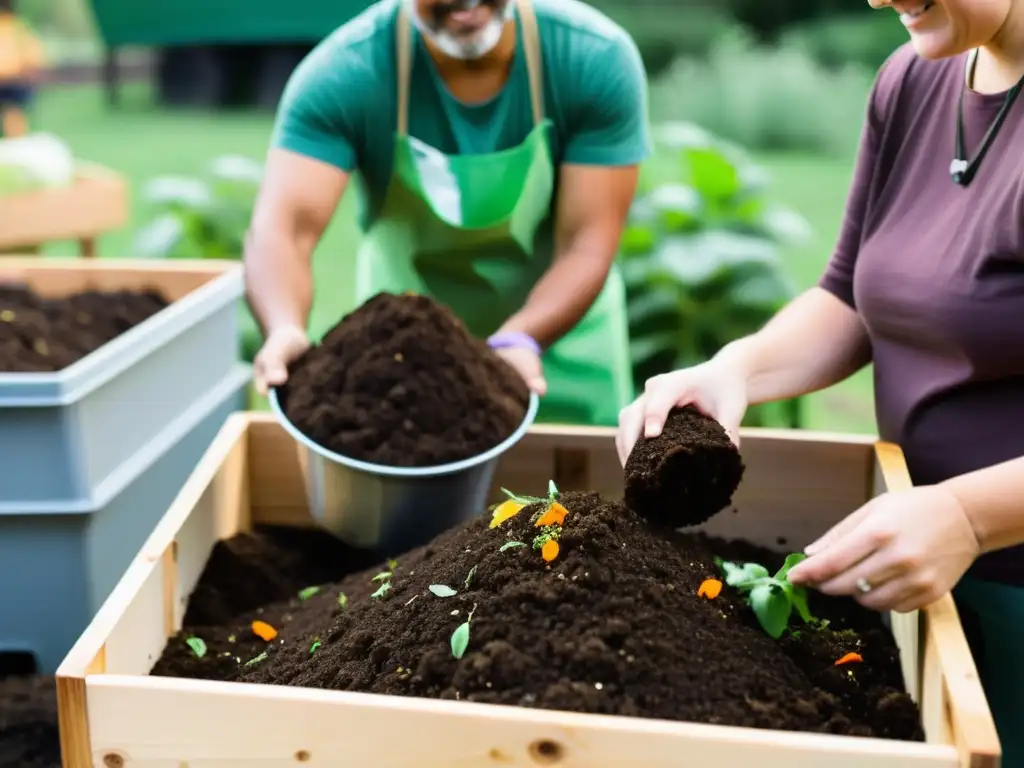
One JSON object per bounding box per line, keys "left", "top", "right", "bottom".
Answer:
{"left": 253, "top": 325, "right": 311, "bottom": 396}
{"left": 786, "top": 486, "right": 981, "bottom": 612}
{"left": 616, "top": 356, "right": 749, "bottom": 465}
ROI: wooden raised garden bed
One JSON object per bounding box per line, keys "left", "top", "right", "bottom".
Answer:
{"left": 55, "top": 414, "right": 1000, "bottom": 767}
{"left": 0, "top": 162, "right": 128, "bottom": 256}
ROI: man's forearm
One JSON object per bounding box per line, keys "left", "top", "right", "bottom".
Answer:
{"left": 497, "top": 248, "right": 609, "bottom": 348}
{"left": 243, "top": 226, "right": 314, "bottom": 336}
{"left": 714, "top": 287, "right": 872, "bottom": 405}
{"left": 941, "top": 457, "right": 1024, "bottom": 553}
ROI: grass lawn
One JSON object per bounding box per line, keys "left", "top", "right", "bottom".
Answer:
{"left": 26, "top": 82, "right": 876, "bottom": 434}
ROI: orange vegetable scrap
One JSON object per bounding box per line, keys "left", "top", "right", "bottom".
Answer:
{"left": 535, "top": 502, "right": 568, "bottom": 527}
{"left": 251, "top": 620, "right": 278, "bottom": 642}
{"left": 697, "top": 578, "right": 722, "bottom": 599}
{"left": 834, "top": 652, "right": 863, "bottom": 666}
{"left": 541, "top": 539, "right": 560, "bottom": 562}
{"left": 490, "top": 500, "right": 525, "bottom": 528}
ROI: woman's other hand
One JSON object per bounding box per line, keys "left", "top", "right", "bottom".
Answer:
{"left": 616, "top": 355, "right": 749, "bottom": 465}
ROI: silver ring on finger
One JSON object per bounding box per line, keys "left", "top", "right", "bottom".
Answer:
{"left": 856, "top": 577, "right": 872, "bottom": 594}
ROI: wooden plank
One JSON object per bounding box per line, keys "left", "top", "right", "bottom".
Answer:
{"left": 0, "top": 162, "right": 128, "bottom": 251}
{"left": 873, "top": 442, "right": 1000, "bottom": 768}
{"left": 249, "top": 414, "right": 317, "bottom": 528}
{"left": 0, "top": 257, "right": 238, "bottom": 303}
{"left": 84, "top": 674, "right": 957, "bottom": 768}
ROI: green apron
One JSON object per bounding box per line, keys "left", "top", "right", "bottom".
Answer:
{"left": 353, "top": 0, "right": 633, "bottom": 426}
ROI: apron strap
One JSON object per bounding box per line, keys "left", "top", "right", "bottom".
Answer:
{"left": 395, "top": 0, "right": 545, "bottom": 137}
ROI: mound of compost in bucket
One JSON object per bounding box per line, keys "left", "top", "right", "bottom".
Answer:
{"left": 0, "top": 284, "right": 169, "bottom": 372}
{"left": 625, "top": 405, "right": 746, "bottom": 528}
{"left": 280, "top": 292, "right": 530, "bottom": 467}
{"left": 151, "top": 492, "right": 923, "bottom": 740}
{"left": 0, "top": 675, "right": 60, "bottom": 768}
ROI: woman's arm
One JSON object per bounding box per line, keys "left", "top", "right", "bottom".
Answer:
{"left": 942, "top": 457, "right": 1024, "bottom": 553}
{"left": 715, "top": 286, "right": 872, "bottom": 406}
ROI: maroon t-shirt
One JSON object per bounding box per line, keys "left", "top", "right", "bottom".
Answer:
{"left": 819, "top": 43, "right": 1024, "bottom": 585}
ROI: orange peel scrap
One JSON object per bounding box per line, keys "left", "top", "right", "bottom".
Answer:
{"left": 834, "top": 652, "right": 863, "bottom": 666}
{"left": 490, "top": 500, "right": 525, "bottom": 528}
{"left": 541, "top": 539, "right": 560, "bottom": 562}
{"left": 697, "top": 578, "right": 722, "bottom": 599}
{"left": 535, "top": 502, "right": 568, "bottom": 528}
{"left": 251, "top": 620, "right": 278, "bottom": 642}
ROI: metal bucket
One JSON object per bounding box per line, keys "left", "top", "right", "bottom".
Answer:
{"left": 267, "top": 389, "right": 540, "bottom": 553}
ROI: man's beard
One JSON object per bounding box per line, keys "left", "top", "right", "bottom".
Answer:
{"left": 407, "top": 0, "right": 514, "bottom": 60}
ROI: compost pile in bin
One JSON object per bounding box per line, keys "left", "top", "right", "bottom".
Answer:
{"left": 279, "top": 292, "right": 530, "bottom": 467}
{"left": 152, "top": 495, "right": 924, "bottom": 739}
{"left": 0, "top": 284, "right": 168, "bottom": 372}
{"left": 0, "top": 675, "right": 60, "bottom": 768}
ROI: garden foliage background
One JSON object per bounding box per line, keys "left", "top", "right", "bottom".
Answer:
{"left": 13, "top": 0, "right": 911, "bottom": 433}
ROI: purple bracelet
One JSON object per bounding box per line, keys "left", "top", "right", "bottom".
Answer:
{"left": 487, "top": 331, "right": 541, "bottom": 356}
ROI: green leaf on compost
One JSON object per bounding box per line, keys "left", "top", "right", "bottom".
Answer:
{"left": 499, "top": 487, "right": 546, "bottom": 505}
{"left": 387, "top": 559, "right": 399, "bottom": 571}
{"left": 298, "top": 586, "right": 320, "bottom": 600}
{"left": 244, "top": 651, "right": 268, "bottom": 667}
{"left": 185, "top": 636, "right": 207, "bottom": 658}
{"left": 371, "top": 572, "right": 393, "bottom": 583}
{"left": 451, "top": 622, "right": 471, "bottom": 659}
{"left": 548, "top": 480, "right": 558, "bottom": 498}
{"left": 450, "top": 603, "right": 477, "bottom": 659}
{"left": 500, "top": 541, "right": 526, "bottom": 552}
{"left": 310, "top": 640, "right": 322, "bottom": 654}
{"left": 337, "top": 592, "right": 348, "bottom": 610}
{"left": 717, "top": 559, "right": 770, "bottom": 588}
{"left": 774, "top": 553, "right": 808, "bottom": 582}
{"left": 371, "top": 582, "right": 391, "bottom": 600}
{"left": 749, "top": 582, "right": 792, "bottom": 639}
{"left": 429, "top": 585, "right": 457, "bottom": 597}
{"left": 465, "top": 566, "right": 477, "bottom": 588}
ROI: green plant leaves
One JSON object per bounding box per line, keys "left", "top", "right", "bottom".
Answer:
{"left": 499, "top": 541, "right": 526, "bottom": 552}
{"left": 748, "top": 582, "right": 791, "bottom": 639}
{"left": 429, "top": 585, "right": 457, "bottom": 597}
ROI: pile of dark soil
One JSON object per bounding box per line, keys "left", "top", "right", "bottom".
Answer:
{"left": 152, "top": 493, "right": 923, "bottom": 740}
{"left": 0, "top": 284, "right": 169, "bottom": 372}
{"left": 625, "top": 406, "right": 746, "bottom": 527}
{"left": 279, "top": 292, "right": 530, "bottom": 467}
{"left": 0, "top": 675, "right": 60, "bottom": 768}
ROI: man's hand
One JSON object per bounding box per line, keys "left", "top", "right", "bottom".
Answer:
{"left": 253, "top": 325, "right": 311, "bottom": 396}
{"left": 495, "top": 346, "right": 546, "bottom": 395}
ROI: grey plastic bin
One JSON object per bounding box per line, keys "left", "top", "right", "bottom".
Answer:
{"left": 0, "top": 259, "right": 245, "bottom": 511}
{"left": 0, "top": 363, "right": 251, "bottom": 673}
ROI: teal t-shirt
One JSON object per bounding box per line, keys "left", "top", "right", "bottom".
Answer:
{"left": 271, "top": 0, "right": 652, "bottom": 231}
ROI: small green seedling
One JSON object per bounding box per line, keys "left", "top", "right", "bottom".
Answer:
{"left": 450, "top": 603, "right": 478, "bottom": 659}
{"left": 310, "top": 639, "right": 322, "bottom": 654}
{"left": 387, "top": 558, "right": 399, "bottom": 570}
{"left": 371, "top": 581, "right": 392, "bottom": 600}
{"left": 494, "top": 479, "right": 559, "bottom": 508}
{"left": 716, "top": 553, "right": 815, "bottom": 639}
{"left": 244, "top": 651, "right": 268, "bottom": 667}
{"left": 185, "top": 636, "right": 207, "bottom": 658}
{"left": 499, "top": 541, "right": 525, "bottom": 552}
{"left": 371, "top": 571, "right": 392, "bottom": 583}
{"left": 464, "top": 565, "right": 477, "bottom": 588}
{"left": 298, "top": 586, "right": 320, "bottom": 600}
{"left": 429, "top": 584, "right": 457, "bottom": 597}
{"left": 337, "top": 592, "right": 348, "bottom": 610}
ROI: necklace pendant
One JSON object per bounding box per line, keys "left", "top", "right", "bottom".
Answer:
{"left": 949, "top": 158, "right": 969, "bottom": 184}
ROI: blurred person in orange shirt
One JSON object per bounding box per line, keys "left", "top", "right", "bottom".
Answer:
{"left": 0, "top": 0, "right": 44, "bottom": 137}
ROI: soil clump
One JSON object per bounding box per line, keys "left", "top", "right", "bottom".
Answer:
{"left": 152, "top": 492, "right": 923, "bottom": 740}
{"left": 0, "top": 284, "right": 168, "bottom": 372}
{"left": 280, "top": 292, "right": 531, "bottom": 467}
{"left": 625, "top": 405, "right": 746, "bottom": 527}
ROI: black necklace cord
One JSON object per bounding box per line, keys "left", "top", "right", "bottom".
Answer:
{"left": 951, "top": 48, "right": 1024, "bottom": 186}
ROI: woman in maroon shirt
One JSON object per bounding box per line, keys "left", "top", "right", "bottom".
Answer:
{"left": 618, "top": 0, "right": 1024, "bottom": 761}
